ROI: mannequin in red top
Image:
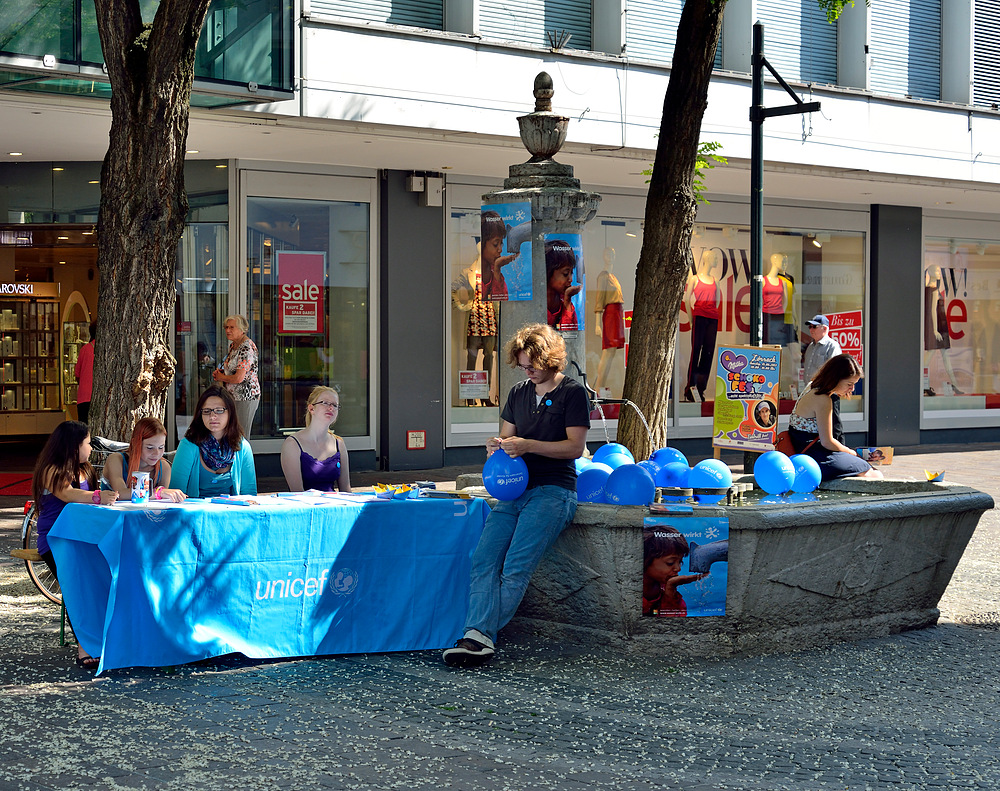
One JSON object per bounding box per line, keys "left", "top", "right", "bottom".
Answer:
{"left": 684, "top": 249, "right": 722, "bottom": 402}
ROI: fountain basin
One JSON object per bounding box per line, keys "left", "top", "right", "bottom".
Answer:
{"left": 500, "top": 480, "right": 993, "bottom": 657}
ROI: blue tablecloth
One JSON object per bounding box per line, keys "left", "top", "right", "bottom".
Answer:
{"left": 48, "top": 496, "right": 488, "bottom": 674}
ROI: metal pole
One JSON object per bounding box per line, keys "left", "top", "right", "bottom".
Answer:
{"left": 750, "top": 22, "right": 764, "bottom": 348}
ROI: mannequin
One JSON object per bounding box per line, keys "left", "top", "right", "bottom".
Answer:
{"left": 453, "top": 242, "right": 498, "bottom": 406}
{"left": 763, "top": 253, "right": 792, "bottom": 346}
{"left": 684, "top": 248, "right": 722, "bottom": 402}
{"left": 923, "top": 264, "right": 962, "bottom": 395}
{"left": 594, "top": 247, "right": 625, "bottom": 393}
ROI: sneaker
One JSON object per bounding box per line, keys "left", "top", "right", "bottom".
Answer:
{"left": 443, "top": 637, "right": 494, "bottom": 667}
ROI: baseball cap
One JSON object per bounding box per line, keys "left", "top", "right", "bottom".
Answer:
{"left": 806, "top": 314, "right": 829, "bottom": 327}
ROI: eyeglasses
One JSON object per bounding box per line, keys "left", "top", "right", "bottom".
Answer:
{"left": 200, "top": 407, "right": 228, "bottom": 416}
{"left": 313, "top": 401, "right": 340, "bottom": 409}
{"left": 516, "top": 363, "right": 538, "bottom": 374}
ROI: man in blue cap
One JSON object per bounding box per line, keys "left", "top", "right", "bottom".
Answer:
{"left": 802, "top": 314, "right": 842, "bottom": 385}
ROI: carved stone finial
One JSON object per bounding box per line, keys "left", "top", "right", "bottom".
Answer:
{"left": 533, "top": 72, "right": 554, "bottom": 112}
{"left": 518, "top": 72, "right": 568, "bottom": 162}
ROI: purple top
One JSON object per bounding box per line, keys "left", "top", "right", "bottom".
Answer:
{"left": 293, "top": 436, "right": 342, "bottom": 492}
{"left": 36, "top": 478, "right": 92, "bottom": 556}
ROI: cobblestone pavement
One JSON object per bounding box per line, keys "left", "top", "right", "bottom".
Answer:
{"left": 1, "top": 447, "right": 998, "bottom": 790}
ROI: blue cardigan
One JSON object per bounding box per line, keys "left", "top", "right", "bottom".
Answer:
{"left": 172, "top": 437, "right": 258, "bottom": 497}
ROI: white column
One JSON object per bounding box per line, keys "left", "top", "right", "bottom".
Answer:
{"left": 837, "top": 0, "right": 870, "bottom": 90}
{"left": 941, "top": 0, "right": 973, "bottom": 105}
{"left": 593, "top": 0, "right": 625, "bottom": 56}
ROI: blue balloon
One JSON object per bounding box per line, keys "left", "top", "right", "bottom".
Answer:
{"left": 483, "top": 448, "right": 529, "bottom": 500}
{"left": 650, "top": 447, "right": 688, "bottom": 467}
{"left": 600, "top": 452, "right": 633, "bottom": 470}
{"left": 577, "top": 463, "right": 613, "bottom": 503}
{"left": 689, "top": 459, "right": 733, "bottom": 504}
{"left": 654, "top": 462, "right": 690, "bottom": 489}
{"left": 789, "top": 454, "right": 822, "bottom": 493}
{"left": 754, "top": 451, "right": 797, "bottom": 495}
{"left": 574, "top": 456, "right": 594, "bottom": 474}
{"left": 636, "top": 459, "right": 661, "bottom": 478}
{"left": 604, "top": 464, "right": 656, "bottom": 506}
{"left": 592, "top": 443, "right": 635, "bottom": 465}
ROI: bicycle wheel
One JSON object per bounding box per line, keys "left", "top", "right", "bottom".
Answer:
{"left": 22, "top": 504, "right": 62, "bottom": 605}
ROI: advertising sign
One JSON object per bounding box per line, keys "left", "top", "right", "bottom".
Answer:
{"left": 458, "top": 370, "right": 489, "bottom": 400}
{"left": 541, "top": 232, "right": 584, "bottom": 334}
{"left": 711, "top": 344, "right": 781, "bottom": 451}
{"left": 276, "top": 251, "right": 326, "bottom": 335}
{"left": 643, "top": 515, "right": 728, "bottom": 617}
{"left": 480, "top": 201, "right": 532, "bottom": 301}
{"left": 828, "top": 310, "right": 863, "bottom": 366}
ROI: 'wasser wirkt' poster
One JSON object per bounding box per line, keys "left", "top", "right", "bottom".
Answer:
{"left": 711, "top": 344, "right": 781, "bottom": 452}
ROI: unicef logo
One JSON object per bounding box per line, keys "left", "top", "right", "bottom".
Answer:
{"left": 329, "top": 568, "right": 358, "bottom": 595}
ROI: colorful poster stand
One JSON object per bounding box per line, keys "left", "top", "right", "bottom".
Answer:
{"left": 711, "top": 344, "right": 781, "bottom": 451}
{"left": 480, "top": 201, "right": 532, "bottom": 302}
{"left": 642, "top": 515, "right": 728, "bottom": 618}
{"left": 541, "top": 232, "right": 585, "bottom": 334}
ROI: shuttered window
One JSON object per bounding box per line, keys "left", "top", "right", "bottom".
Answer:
{"left": 624, "top": 0, "right": 683, "bottom": 63}
{"left": 974, "top": 0, "right": 1000, "bottom": 109}
{"left": 479, "top": 0, "right": 591, "bottom": 50}
{"left": 756, "top": 0, "right": 836, "bottom": 85}
{"left": 870, "top": 0, "right": 941, "bottom": 101}
{"left": 309, "top": 0, "right": 443, "bottom": 30}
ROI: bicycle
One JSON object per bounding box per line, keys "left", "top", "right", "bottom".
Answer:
{"left": 14, "top": 435, "right": 129, "bottom": 605}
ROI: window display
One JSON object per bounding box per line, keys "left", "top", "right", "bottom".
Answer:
{"left": 923, "top": 239, "right": 1000, "bottom": 413}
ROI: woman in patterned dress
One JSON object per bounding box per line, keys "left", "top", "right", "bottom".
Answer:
{"left": 212, "top": 314, "right": 261, "bottom": 435}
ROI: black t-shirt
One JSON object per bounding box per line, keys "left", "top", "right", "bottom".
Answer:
{"left": 500, "top": 375, "right": 591, "bottom": 491}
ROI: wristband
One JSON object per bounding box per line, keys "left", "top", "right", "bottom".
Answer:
{"left": 92, "top": 490, "right": 101, "bottom": 504}
{"left": 155, "top": 486, "right": 163, "bottom": 500}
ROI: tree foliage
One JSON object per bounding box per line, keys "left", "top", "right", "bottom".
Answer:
{"left": 89, "top": 0, "right": 212, "bottom": 441}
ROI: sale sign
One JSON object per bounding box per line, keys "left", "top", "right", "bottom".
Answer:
{"left": 276, "top": 251, "right": 325, "bottom": 334}
{"left": 828, "top": 310, "right": 862, "bottom": 366}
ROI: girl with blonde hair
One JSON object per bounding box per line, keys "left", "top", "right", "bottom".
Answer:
{"left": 280, "top": 386, "right": 352, "bottom": 492}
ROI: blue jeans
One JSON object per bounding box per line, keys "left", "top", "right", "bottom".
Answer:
{"left": 465, "top": 485, "right": 577, "bottom": 642}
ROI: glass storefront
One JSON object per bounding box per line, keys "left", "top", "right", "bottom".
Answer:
{"left": 243, "top": 190, "right": 371, "bottom": 441}
{"left": 923, "top": 237, "right": 1000, "bottom": 415}
{"left": 446, "top": 185, "right": 869, "bottom": 441}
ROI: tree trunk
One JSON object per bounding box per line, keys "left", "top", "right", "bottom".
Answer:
{"left": 89, "top": 0, "right": 212, "bottom": 442}
{"left": 617, "top": 0, "right": 726, "bottom": 459}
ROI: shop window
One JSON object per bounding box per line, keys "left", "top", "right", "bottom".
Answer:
{"left": 674, "top": 226, "right": 866, "bottom": 420}
{"left": 245, "top": 196, "right": 370, "bottom": 440}
{"left": 922, "top": 239, "right": 1000, "bottom": 411}
{"left": 448, "top": 209, "right": 500, "bottom": 433}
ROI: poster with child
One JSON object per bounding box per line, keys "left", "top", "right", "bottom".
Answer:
{"left": 542, "top": 233, "right": 585, "bottom": 333}
{"left": 643, "top": 516, "right": 729, "bottom": 617}
{"left": 480, "top": 201, "right": 532, "bottom": 301}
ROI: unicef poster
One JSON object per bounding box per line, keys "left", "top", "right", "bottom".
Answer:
{"left": 542, "top": 233, "right": 584, "bottom": 334}
{"left": 642, "top": 516, "right": 728, "bottom": 617}
{"left": 480, "top": 201, "right": 532, "bottom": 302}
{"left": 711, "top": 344, "right": 781, "bottom": 452}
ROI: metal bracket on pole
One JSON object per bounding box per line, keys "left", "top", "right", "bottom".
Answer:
{"left": 749, "top": 22, "right": 821, "bottom": 348}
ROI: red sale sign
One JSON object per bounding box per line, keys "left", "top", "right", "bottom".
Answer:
{"left": 276, "top": 251, "right": 326, "bottom": 334}
{"left": 827, "top": 310, "right": 863, "bottom": 366}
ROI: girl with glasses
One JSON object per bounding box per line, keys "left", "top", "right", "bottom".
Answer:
{"left": 172, "top": 385, "right": 258, "bottom": 497}
{"left": 280, "top": 386, "right": 352, "bottom": 492}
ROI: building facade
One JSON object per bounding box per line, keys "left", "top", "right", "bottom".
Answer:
{"left": 2, "top": 0, "right": 1000, "bottom": 473}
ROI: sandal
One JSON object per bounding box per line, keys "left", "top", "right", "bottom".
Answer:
{"left": 75, "top": 654, "right": 100, "bottom": 670}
